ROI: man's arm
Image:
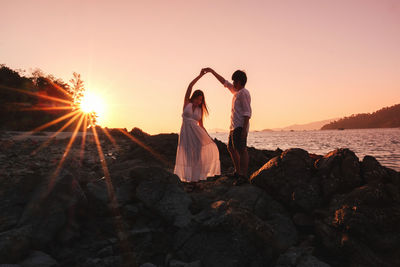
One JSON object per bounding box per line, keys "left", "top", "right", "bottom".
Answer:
{"left": 203, "top": 67, "right": 235, "bottom": 93}
{"left": 240, "top": 91, "right": 252, "bottom": 138}
{"left": 241, "top": 116, "right": 250, "bottom": 139}
{"left": 204, "top": 68, "right": 225, "bottom": 85}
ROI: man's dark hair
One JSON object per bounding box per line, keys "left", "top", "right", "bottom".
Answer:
{"left": 232, "top": 70, "right": 247, "bottom": 87}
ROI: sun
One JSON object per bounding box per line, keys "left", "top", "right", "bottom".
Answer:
{"left": 79, "top": 91, "right": 105, "bottom": 116}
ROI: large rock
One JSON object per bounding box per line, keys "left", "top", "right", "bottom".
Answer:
{"left": 86, "top": 179, "right": 110, "bottom": 206}
{"left": 223, "top": 185, "right": 297, "bottom": 251}
{"left": 250, "top": 148, "right": 321, "bottom": 212}
{"left": 123, "top": 133, "right": 178, "bottom": 168}
{"left": 86, "top": 176, "right": 137, "bottom": 216}
{"left": 0, "top": 166, "right": 43, "bottom": 233}
{"left": 179, "top": 181, "right": 298, "bottom": 263}
{"left": 223, "top": 184, "right": 288, "bottom": 220}
{"left": 131, "top": 166, "right": 192, "bottom": 228}
{"left": 0, "top": 226, "right": 32, "bottom": 263}
{"left": 86, "top": 158, "right": 164, "bottom": 213}
{"left": 361, "top": 155, "right": 400, "bottom": 187}
{"left": 315, "top": 182, "right": 400, "bottom": 266}
{"left": 168, "top": 259, "right": 201, "bottom": 267}
{"left": 176, "top": 200, "right": 278, "bottom": 267}
{"left": 315, "top": 149, "right": 362, "bottom": 199}
{"left": 18, "top": 169, "right": 87, "bottom": 247}
{"left": 214, "top": 139, "right": 281, "bottom": 175}
{"left": 83, "top": 255, "right": 123, "bottom": 267}
{"left": 275, "top": 247, "right": 330, "bottom": 267}
{"left": 19, "top": 250, "right": 57, "bottom": 267}
{"left": 109, "top": 159, "right": 143, "bottom": 181}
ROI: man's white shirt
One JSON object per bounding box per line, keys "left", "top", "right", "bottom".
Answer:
{"left": 224, "top": 80, "right": 252, "bottom": 132}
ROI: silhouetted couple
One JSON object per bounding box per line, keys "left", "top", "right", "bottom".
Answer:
{"left": 174, "top": 68, "right": 252, "bottom": 186}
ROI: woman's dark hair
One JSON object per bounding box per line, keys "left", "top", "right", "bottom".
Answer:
{"left": 232, "top": 70, "right": 247, "bottom": 87}
{"left": 190, "top": 90, "right": 209, "bottom": 117}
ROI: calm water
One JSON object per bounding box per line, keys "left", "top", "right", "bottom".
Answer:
{"left": 210, "top": 128, "right": 400, "bottom": 171}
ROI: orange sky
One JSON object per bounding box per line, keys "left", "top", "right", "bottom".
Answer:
{"left": 1, "top": 0, "right": 399, "bottom": 134}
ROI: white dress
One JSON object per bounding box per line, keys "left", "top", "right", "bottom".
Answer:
{"left": 174, "top": 103, "right": 221, "bottom": 182}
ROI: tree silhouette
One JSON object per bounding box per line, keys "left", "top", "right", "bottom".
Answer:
{"left": 0, "top": 65, "right": 99, "bottom": 131}
{"left": 69, "top": 72, "right": 85, "bottom": 106}
{"left": 69, "top": 72, "right": 98, "bottom": 126}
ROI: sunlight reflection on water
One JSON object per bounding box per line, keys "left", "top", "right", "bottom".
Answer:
{"left": 210, "top": 128, "right": 400, "bottom": 171}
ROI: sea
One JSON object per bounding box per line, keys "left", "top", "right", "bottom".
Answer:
{"left": 210, "top": 128, "right": 400, "bottom": 171}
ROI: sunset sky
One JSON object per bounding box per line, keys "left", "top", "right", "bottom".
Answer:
{"left": 1, "top": 0, "right": 399, "bottom": 134}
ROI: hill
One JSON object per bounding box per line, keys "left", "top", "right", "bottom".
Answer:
{"left": 321, "top": 104, "right": 400, "bottom": 130}
{"left": 262, "top": 118, "right": 337, "bottom": 132}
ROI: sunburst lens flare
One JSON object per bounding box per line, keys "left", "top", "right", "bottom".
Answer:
{"left": 116, "top": 128, "right": 169, "bottom": 165}
{"left": 79, "top": 114, "right": 89, "bottom": 163}
{"left": 89, "top": 116, "right": 135, "bottom": 263}
{"left": 47, "top": 113, "right": 85, "bottom": 192}
{"left": 14, "top": 110, "right": 81, "bottom": 140}
{"left": 18, "top": 106, "right": 73, "bottom": 111}
{"left": 31, "top": 112, "right": 82, "bottom": 155}
{"left": 79, "top": 91, "right": 105, "bottom": 115}
{"left": 101, "top": 127, "right": 121, "bottom": 151}
{"left": 0, "top": 84, "right": 73, "bottom": 105}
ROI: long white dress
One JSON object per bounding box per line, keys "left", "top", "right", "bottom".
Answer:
{"left": 174, "top": 103, "right": 221, "bottom": 182}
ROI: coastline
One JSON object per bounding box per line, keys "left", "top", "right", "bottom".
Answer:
{"left": 0, "top": 128, "right": 399, "bottom": 266}
{"left": 211, "top": 128, "right": 400, "bottom": 171}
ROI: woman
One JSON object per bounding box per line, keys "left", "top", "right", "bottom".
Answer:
{"left": 174, "top": 70, "right": 221, "bottom": 182}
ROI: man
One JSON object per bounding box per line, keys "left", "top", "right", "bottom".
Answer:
{"left": 204, "top": 68, "right": 251, "bottom": 184}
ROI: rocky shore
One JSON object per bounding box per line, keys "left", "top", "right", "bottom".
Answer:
{"left": 0, "top": 128, "right": 399, "bottom": 267}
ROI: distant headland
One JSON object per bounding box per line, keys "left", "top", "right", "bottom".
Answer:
{"left": 321, "top": 104, "right": 400, "bottom": 130}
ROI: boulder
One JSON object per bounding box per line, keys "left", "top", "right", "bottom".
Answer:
{"left": 275, "top": 247, "right": 330, "bottom": 267}
{"left": 19, "top": 251, "right": 57, "bottom": 267}
{"left": 250, "top": 148, "right": 321, "bottom": 212}
{"left": 0, "top": 226, "right": 32, "bottom": 263}
{"left": 315, "top": 149, "right": 362, "bottom": 199}
{"left": 214, "top": 139, "right": 281, "bottom": 174}
{"left": 315, "top": 182, "right": 400, "bottom": 266}
{"left": 168, "top": 259, "right": 201, "bottom": 267}
{"left": 18, "top": 169, "right": 86, "bottom": 247}
{"left": 86, "top": 179, "right": 110, "bottom": 205}
{"left": 129, "top": 127, "right": 150, "bottom": 140}
{"left": 0, "top": 166, "right": 43, "bottom": 233}
{"left": 223, "top": 185, "right": 297, "bottom": 251}
{"left": 361, "top": 155, "right": 400, "bottom": 187}
{"left": 223, "top": 184, "right": 288, "bottom": 220}
{"left": 131, "top": 166, "right": 192, "bottom": 228}
{"left": 176, "top": 200, "right": 284, "bottom": 267}
{"left": 83, "top": 256, "right": 123, "bottom": 267}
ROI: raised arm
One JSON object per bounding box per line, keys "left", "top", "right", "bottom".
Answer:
{"left": 204, "top": 67, "right": 235, "bottom": 93}
{"left": 184, "top": 70, "right": 206, "bottom": 108}
{"left": 204, "top": 68, "right": 225, "bottom": 84}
